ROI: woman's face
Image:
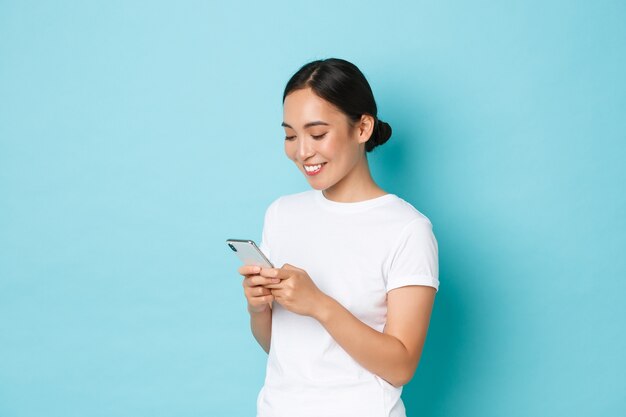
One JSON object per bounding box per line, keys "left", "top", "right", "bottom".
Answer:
{"left": 282, "top": 87, "right": 371, "bottom": 191}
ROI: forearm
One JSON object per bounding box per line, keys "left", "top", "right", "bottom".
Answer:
{"left": 249, "top": 304, "right": 272, "bottom": 354}
{"left": 314, "top": 296, "right": 415, "bottom": 387}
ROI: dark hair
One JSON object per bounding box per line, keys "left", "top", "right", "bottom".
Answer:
{"left": 282, "top": 58, "right": 392, "bottom": 153}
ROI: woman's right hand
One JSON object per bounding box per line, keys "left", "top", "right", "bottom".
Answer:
{"left": 239, "top": 265, "right": 280, "bottom": 313}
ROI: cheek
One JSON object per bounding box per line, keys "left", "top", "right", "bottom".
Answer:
{"left": 321, "top": 138, "right": 351, "bottom": 163}
{"left": 317, "top": 137, "right": 340, "bottom": 159}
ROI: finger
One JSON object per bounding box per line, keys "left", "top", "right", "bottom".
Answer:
{"left": 246, "top": 275, "right": 281, "bottom": 287}
{"left": 239, "top": 265, "right": 261, "bottom": 276}
{"left": 263, "top": 281, "right": 285, "bottom": 290}
{"left": 246, "top": 286, "right": 273, "bottom": 299}
{"left": 281, "top": 263, "right": 299, "bottom": 271}
{"left": 250, "top": 294, "right": 274, "bottom": 305}
{"left": 259, "top": 267, "right": 290, "bottom": 280}
{"left": 269, "top": 288, "right": 284, "bottom": 299}
{"left": 256, "top": 287, "right": 271, "bottom": 297}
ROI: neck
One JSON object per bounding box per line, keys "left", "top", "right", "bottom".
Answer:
{"left": 322, "top": 155, "right": 386, "bottom": 202}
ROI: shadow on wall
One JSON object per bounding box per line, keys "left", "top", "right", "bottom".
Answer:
{"left": 371, "top": 89, "right": 485, "bottom": 416}
{"left": 379, "top": 145, "right": 474, "bottom": 416}
{"left": 402, "top": 263, "right": 470, "bottom": 416}
{"left": 399, "top": 186, "right": 507, "bottom": 416}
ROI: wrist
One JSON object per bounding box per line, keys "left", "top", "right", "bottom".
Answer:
{"left": 248, "top": 303, "right": 271, "bottom": 315}
{"left": 312, "top": 294, "right": 336, "bottom": 324}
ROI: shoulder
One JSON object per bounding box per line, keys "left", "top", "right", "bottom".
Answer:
{"left": 265, "top": 190, "right": 317, "bottom": 212}
{"left": 383, "top": 195, "right": 434, "bottom": 230}
{"left": 263, "top": 190, "right": 317, "bottom": 218}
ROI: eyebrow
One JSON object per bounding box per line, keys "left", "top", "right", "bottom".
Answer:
{"left": 281, "top": 121, "right": 330, "bottom": 129}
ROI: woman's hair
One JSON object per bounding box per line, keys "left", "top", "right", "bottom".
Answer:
{"left": 282, "top": 58, "right": 392, "bottom": 153}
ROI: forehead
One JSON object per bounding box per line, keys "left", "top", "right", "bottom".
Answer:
{"left": 283, "top": 88, "right": 344, "bottom": 126}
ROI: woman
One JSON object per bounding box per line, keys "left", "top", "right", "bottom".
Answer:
{"left": 238, "top": 58, "right": 439, "bottom": 417}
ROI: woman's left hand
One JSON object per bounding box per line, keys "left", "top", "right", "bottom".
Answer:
{"left": 260, "top": 263, "right": 326, "bottom": 317}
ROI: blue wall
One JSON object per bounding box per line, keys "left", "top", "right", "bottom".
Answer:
{"left": 1, "top": 1, "right": 624, "bottom": 416}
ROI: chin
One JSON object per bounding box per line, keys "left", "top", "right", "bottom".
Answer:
{"left": 305, "top": 176, "right": 334, "bottom": 191}
{"left": 307, "top": 181, "right": 327, "bottom": 190}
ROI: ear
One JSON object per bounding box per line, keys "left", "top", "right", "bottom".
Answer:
{"left": 356, "top": 114, "right": 375, "bottom": 145}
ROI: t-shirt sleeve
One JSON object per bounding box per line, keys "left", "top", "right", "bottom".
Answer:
{"left": 386, "top": 218, "right": 439, "bottom": 292}
{"left": 259, "top": 199, "right": 279, "bottom": 263}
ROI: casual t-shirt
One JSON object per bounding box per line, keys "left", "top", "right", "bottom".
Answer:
{"left": 257, "top": 189, "right": 439, "bottom": 417}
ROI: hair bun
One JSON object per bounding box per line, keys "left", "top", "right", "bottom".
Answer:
{"left": 366, "top": 119, "right": 392, "bottom": 152}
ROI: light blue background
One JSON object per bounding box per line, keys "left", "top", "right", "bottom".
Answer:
{"left": 1, "top": 1, "right": 624, "bottom": 416}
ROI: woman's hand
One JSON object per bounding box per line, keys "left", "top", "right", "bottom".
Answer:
{"left": 261, "top": 263, "right": 327, "bottom": 317}
{"left": 239, "top": 265, "right": 281, "bottom": 314}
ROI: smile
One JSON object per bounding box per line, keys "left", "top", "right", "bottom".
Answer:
{"left": 304, "top": 163, "right": 326, "bottom": 176}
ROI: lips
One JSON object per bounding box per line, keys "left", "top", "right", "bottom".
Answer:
{"left": 303, "top": 163, "right": 326, "bottom": 176}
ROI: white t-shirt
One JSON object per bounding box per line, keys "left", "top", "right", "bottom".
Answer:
{"left": 257, "top": 190, "right": 439, "bottom": 417}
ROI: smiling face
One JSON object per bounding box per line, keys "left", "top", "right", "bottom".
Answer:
{"left": 282, "top": 88, "right": 373, "bottom": 194}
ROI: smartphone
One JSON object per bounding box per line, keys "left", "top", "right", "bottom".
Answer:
{"left": 226, "top": 239, "right": 273, "bottom": 268}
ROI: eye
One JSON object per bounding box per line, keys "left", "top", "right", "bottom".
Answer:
{"left": 312, "top": 133, "right": 327, "bottom": 140}
{"left": 285, "top": 135, "right": 296, "bottom": 141}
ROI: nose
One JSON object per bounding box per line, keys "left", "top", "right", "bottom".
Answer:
{"left": 297, "top": 137, "right": 315, "bottom": 161}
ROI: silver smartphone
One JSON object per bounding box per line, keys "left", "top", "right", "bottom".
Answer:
{"left": 226, "top": 239, "right": 273, "bottom": 268}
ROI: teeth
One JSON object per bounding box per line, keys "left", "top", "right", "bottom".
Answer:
{"left": 305, "top": 164, "right": 322, "bottom": 172}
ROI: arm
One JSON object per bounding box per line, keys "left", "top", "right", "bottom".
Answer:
{"left": 315, "top": 285, "right": 436, "bottom": 387}
{"left": 249, "top": 304, "right": 272, "bottom": 354}
{"left": 262, "top": 264, "right": 436, "bottom": 387}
